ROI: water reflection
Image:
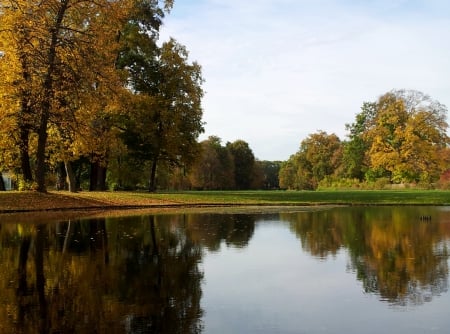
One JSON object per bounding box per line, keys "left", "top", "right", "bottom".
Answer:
{"left": 185, "top": 213, "right": 256, "bottom": 250}
{"left": 0, "top": 207, "right": 449, "bottom": 333}
{"left": 283, "top": 207, "right": 450, "bottom": 306}
{"left": 0, "top": 216, "right": 204, "bottom": 333}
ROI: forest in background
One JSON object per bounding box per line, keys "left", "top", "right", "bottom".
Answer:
{"left": 0, "top": 1, "right": 449, "bottom": 192}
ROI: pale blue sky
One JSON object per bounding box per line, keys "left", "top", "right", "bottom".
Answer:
{"left": 159, "top": 0, "right": 450, "bottom": 161}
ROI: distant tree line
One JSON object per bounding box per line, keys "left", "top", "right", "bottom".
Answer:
{"left": 188, "top": 136, "right": 281, "bottom": 190}
{"left": 279, "top": 89, "right": 450, "bottom": 190}
{"left": 106, "top": 135, "right": 281, "bottom": 191}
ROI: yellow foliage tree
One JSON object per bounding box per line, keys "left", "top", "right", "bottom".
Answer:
{"left": 366, "top": 90, "right": 448, "bottom": 184}
{"left": 0, "top": 0, "right": 132, "bottom": 191}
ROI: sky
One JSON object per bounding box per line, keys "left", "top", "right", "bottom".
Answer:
{"left": 159, "top": 0, "right": 450, "bottom": 161}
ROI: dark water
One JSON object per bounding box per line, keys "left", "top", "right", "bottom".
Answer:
{"left": 1, "top": 206, "right": 450, "bottom": 333}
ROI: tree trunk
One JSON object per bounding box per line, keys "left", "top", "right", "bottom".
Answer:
{"left": 56, "top": 162, "right": 67, "bottom": 190}
{"left": 0, "top": 172, "right": 5, "bottom": 191}
{"left": 35, "top": 0, "right": 70, "bottom": 193}
{"left": 35, "top": 225, "right": 49, "bottom": 332}
{"left": 149, "top": 158, "right": 158, "bottom": 192}
{"left": 65, "top": 160, "right": 77, "bottom": 192}
{"left": 35, "top": 115, "right": 49, "bottom": 192}
{"left": 90, "top": 161, "right": 107, "bottom": 191}
{"left": 19, "top": 126, "right": 33, "bottom": 182}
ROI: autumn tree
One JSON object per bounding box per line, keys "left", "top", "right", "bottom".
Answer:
{"left": 189, "top": 136, "right": 235, "bottom": 190}
{"left": 0, "top": 0, "right": 133, "bottom": 192}
{"left": 279, "top": 157, "right": 297, "bottom": 190}
{"left": 365, "top": 90, "right": 448, "bottom": 184}
{"left": 279, "top": 131, "right": 342, "bottom": 190}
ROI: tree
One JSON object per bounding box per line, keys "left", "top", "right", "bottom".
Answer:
{"left": 303, "top": 131, "right": 342, "bottom": 188}
{"left": 189, "top": 136, "right": 235, "bottom": 190}
{"left": 341, "top": 102, "right": 377, "bottom": 180}
{"left": 0, "top": 0, "right": 132, "bottom": 192}
{"left": 120, "top": 38, "right": 204, "bottom": 191}
{"left": 249, "top": 160, "right": 281, "bottom": 190}
{"left": 227, "top": 140, "right": 255, "bottom": 190}
{"left": 366, "top": 90, "right": 448, "bottom": 184}
{"left": 0, "top": 171, "right": 5, "bottom": 191}
{"left": 279, "top": 157, "right": 297, "bottom": 190}
{"left": 279, "top": 131, "right": 342, "bottom": 190}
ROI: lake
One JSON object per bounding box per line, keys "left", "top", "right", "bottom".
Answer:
{"left": 1, "top": 206, "right": 450, "bottom": 333}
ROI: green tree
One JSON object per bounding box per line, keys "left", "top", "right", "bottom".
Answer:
{"left": 342, "top": 102, "right": 377, "bottom": 180}
{"left": 254, "top": 160, "right": 281, "bottom": 189}
{"left": 189, "top": 136, "right": 235, "bottom": 190}
{"left": 226, "top": 140, "right": 256, "bottom": 190}
{"left": 120, "top": 38, "right": 204, "bottom": 192}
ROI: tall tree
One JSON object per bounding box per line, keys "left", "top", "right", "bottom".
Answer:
{"left": 189, "top": 136, "right": 235, "bottom": 190}
{"left": 0, "top": 171, "right": 5, "bottom": 191}
{"left": 227, "top": 140, "right": 255, "bottom": 190}
{"left": 0, "top": 0, "right": 132, "bottom": 192}
{"left": 121, "top": 38, "right": 204, "bottom": 192}
{"left": 366, "top": 90, "right": 448, "bottom": 183}
{"left": 342, "top": 102, "right": 377, "bottom": 180}
{"left": 256, "top": 160, "right": 281, "bottom": 189}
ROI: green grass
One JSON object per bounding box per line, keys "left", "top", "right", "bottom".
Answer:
{"left": 1, "top": 189, "right": 450, "bottom": 214}
{"left": 132, "top": 189, "right": 450, "bottom": 205}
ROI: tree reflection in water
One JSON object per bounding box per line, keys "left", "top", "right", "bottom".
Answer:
{"left": 283, "top": 206, "right": 450, "bottom": 306}
{"left": 0, "top": 207, "right": 449, "bottom": 333}
{"left": 0, "top": 215, "right": 204, "bottom": 333}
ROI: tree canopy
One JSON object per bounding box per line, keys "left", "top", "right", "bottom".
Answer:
{"left": 0, "top": 0, "right": 206, "bottom": 192}
{"left": 280, "top": 90, "right": 449, "bottom": 190}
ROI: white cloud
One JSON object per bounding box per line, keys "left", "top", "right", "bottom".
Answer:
{"left": 160, "top": 0, "right": 450, "bottom": 160}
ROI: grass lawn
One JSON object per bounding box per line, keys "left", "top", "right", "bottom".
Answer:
{"left": 1, "top": 189, "right": 450, "bottom": 213}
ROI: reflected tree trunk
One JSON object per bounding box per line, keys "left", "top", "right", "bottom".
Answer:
{"left": 35, "top": 225, "right": 49, "bottom": 333}
{"left": 150, "top": 216, "right": 159, "bottom": 257}
{"left": 62, "top": 220, "right": 72, "bottom": 254}
{"left": 17, "top": 236, "right": 31, "bottom": 331}
{"left": 90, "top": 218, "right": 109, "bottom": 265}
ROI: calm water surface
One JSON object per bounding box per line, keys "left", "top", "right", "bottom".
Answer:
{"left": 1, "top": 206, "right": 450, "bottom": 333}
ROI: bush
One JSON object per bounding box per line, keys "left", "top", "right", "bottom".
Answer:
{"left": 18, "top": 177, "right": 37, "bottom": 191}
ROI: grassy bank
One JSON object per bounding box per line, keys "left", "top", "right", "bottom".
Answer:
{"left": 1, "top": 190, "right": 450, "bottom": 213}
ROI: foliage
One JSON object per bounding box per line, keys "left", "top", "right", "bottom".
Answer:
{"left": 364, "top": 90, "right": 449, "bottom": 184}
{"left": 281, "top": 90, "right": 449, "bottom": 190}
{"left": 188, "top": 136, "right": 235, "bottom": 190}
{"left": 0, "top": 0, "right": 203, "bottom": 193}
{"left": 279, "top": 131, "right": 342, "bottom": 190}
{"left": 341, "top": 102, "right": 376, "bottom": 180}
{"left": 0, "top": 0, "right": 134, "bottom": 191}
{"left": 119, "top": 37, "right": 204, "bottom": 191}
{"left": 226, "top": 140, "right": 256, "bottom": 190}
